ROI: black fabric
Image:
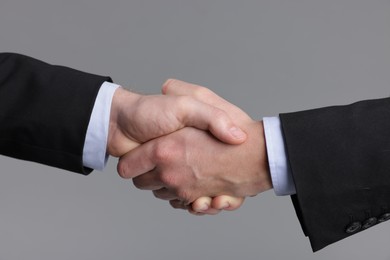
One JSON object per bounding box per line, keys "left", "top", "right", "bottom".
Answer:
{"left": 0, "top": 53, "right": 112, "bottom": 174}
{"left": 280, "top": 98, "right": 390, "bottom": 251}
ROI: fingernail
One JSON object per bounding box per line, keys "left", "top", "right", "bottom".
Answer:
{"left": 199, "top": 203, "right": 209, "bottom": 211}
{"left": 230, "top": 127, "right": 246, "bottom": 140}
{"left": 221, "top": 202, "right": 230, "bottom": 210}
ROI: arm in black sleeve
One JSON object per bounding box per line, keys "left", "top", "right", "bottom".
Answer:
{"left": 0, "top": 53, "right": 112, "bottom": 174}
{"left": 280, "top": 97, "right": 390, "bottom": 251}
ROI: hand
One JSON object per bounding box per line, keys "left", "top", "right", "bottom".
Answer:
{"left": 161, "top": 80, "right": 249, "bottom": 215}
{"left": 107, "top": 81, "right": 247, "bottom": 157}
{"left": 117, "top": 80, "right": 272, "bottom": 212}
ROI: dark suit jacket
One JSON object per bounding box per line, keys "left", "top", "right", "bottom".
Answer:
{"left": 0, "top": 53, "right": 112, "bottom": 174}
{"left": 280, "top": 98, "right": 390, "bottom": 251}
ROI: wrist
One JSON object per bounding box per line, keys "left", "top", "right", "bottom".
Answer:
{"left": 233, "top": 119, "right": 272, "bottom": 197}
{"left": 260, "top": 120, "right": 273, "bottom": 191}
{"left": 253, "top": 120, "right": 273, "bottom": 194}
{"left": 107, "top": 87, "right": 141, "bottom": 157}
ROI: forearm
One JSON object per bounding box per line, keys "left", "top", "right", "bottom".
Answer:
{"left": 280, "top": 97, "right": 390, "bottom": 251}
{"left": 0, "top": 53, "right": 112, "bottom": 173}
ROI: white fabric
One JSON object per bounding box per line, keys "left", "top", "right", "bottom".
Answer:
{"left": 263, "top": 117, "right": 296, "bottom": 195}
{"left": 83, "top": 82, "right": 120, "bottom": 170}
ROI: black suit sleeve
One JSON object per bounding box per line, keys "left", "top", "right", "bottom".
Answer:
{"left": 0, "top": 53, "right": 112, "bottom": 174}
{"left": 279, "top": 98, "right": 390, "bottom": 251}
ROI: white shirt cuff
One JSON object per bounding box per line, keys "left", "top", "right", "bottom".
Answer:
{"left": 83, "top": 82, "right": 120, "bottom": 170}
{"left": 263, "top": 117, "right": 296, "bottom": 196}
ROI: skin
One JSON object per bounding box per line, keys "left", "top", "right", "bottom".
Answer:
{"left": 117, "top": 80, "right": 273, "bottom": 214}
{"left": 106, "top": 81, "right": 248, "bottom": 215}
{"left": 107, "top": 82, "right": 247, "bottom": 158}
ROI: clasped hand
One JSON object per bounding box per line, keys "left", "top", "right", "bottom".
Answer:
{"left": 108, "top": 79, "right": 272, "bottom": 215}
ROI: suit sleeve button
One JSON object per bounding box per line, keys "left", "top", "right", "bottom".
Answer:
{"left": 378, "top": 213, "right": 390, "bottom": 223}
{"left": 345, "top": 222, "right": 362, "bottom": 234}
{"left": 362, "top": 217, "right": 378, "bottom": 229}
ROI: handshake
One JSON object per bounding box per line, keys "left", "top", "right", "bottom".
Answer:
{"left": 4, "top": 53, "right": 387, "bottom": 251}
{"left": 108, "top": 79, "right": 272, "bottom": 215}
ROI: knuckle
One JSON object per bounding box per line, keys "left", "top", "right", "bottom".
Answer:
{"left": 152, "top": 138, "right": 182, "bottom": 163}
{"left": 154, "top": 146, "right": 171, "bottom": 163}
{"left": 160, "top": 172, "right": 179, "bottom": 187}
{"left": 212, "top": 107, "right": 229, "bottom": 123}
{"left": 153, "top": 143, "right": 172, "bottom": 162}
{"left": 192, "top": 86, "right": 210, "bottom": 100}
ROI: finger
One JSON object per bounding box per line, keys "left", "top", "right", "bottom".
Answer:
{"left": 191, "top": 197, "right": 221, "bottom": 215}
{"left": 211, "top": 195, "right": 245, "bottom": 211}
{"left": 153, "top": 188, "right": 178, "bottom": 201}
{"left": 169, "top": 200, "right": 190, "bottom": 210}
{"left": 117, "top": 141, "right": 156, "bottom": 179}
{"left": 181, "top": 97, "right": 247, "bottom": 145}
{"left": 191, "top": 196, "right": 211, "bottom": 212}
{"left": 132, "top": 171, "right": 164, "bottom": 190}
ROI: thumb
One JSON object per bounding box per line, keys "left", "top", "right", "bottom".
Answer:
{"left": 182, "top": 98, "right": 247, "bottom": 145}
{"left": 162, "top": 79, "right": 202, "bottom": 95}
{"left": 162, "top": 79, "right": 227, "bottom": 106}
{"left": 164, "top": 79, "right": 247, "bottom": 145}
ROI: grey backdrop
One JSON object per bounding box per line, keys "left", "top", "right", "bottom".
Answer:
{"left": 1, "top": 0, "right": 390, "bottom": 259}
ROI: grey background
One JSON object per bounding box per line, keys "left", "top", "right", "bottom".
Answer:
{"left": 1, "top": 0, "right": 389, "bottom": 259}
